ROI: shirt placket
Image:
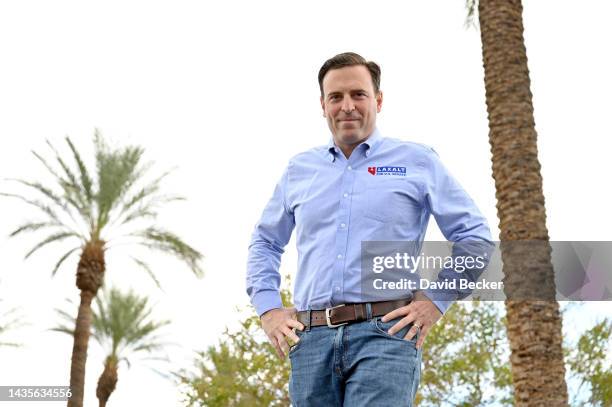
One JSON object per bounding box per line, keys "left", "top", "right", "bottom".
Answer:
{"left": 331, "top": 158, "right": 357, "bottom": 304}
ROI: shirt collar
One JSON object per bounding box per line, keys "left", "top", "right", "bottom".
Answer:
{"left": 327, "top": 138, "right": 338, "bottom": 162}
{"left": 362, "top": 127, "right": 382, "bottom": 157}
{"left": 327, "top": 127, "right": 383, "bottom": 162}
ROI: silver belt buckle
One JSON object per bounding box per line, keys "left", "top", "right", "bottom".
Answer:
{"left": 325, "top": 304, "right": 348, "bottom": 328}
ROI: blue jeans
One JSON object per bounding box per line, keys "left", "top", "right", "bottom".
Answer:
{"left": 288, "top": 315, "right": 422, "bottom": 406}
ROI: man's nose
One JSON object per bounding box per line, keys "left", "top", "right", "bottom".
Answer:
{"left": 341, "top": 98, "right": 355, "bottom": 113}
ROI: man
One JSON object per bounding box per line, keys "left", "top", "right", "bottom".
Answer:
{"left": 246, "top": 52, "right": 492, "bottom": 406}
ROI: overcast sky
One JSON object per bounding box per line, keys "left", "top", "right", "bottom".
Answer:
{"left": 1, "top": 1, "right": 611, "bottom": 406}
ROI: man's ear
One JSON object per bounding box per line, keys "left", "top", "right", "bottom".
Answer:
{"left": 376, "top": 91, "right": 383, "bottom": 113}
{"left": 320, "top": 95, "right": 326, "bottom": 117}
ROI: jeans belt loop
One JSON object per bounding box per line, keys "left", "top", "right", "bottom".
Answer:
{"left": 305, "top": 309, "right": 312, "bottom": 332}
{"left": 365, "top": 303, "right": 372, "bottom": 320}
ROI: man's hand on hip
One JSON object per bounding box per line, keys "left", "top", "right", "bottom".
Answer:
{"left": 260, "top": 307, "right": 305, "bottom": 359}
{"left": 381, "top": 291, "right": 442, "bottom": 349}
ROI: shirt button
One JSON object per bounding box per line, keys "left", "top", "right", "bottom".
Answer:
{"left": 343, "top": 193, "right": 348, "bottom": 198}
{"left": 337, "top": 254, "right": 343, "bottom": 259}
{"left": 340, "top": 223, "right": 346, "bottom": 228}
{"left": 347, "top": 166, "right": 352, "bottom": 170}
{"left": 335, "top": 287, "right": 340, "bottom": 292}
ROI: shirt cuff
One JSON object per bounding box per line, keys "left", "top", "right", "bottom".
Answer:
{"left": 422, "top": 290, "right": 456, "bottom": 315}
{"left": 252, "top": 289, "right": 284, "bottom": 317}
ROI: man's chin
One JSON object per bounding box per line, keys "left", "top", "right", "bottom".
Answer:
{"left": 337, "top": 131, "right": 363, "bottom": 145}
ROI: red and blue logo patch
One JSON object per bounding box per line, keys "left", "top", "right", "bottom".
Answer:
{"left": 367, "top": 166, "right": 406, "bottom": 176}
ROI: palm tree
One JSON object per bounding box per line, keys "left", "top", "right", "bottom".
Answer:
{"left": 471, "top": 0, "right": 569, "bottom": 404}
{"left": 1, "top": 131, "right": 203, "bottom": 407}
{"left": 54, "top": 287, "right": 171, "bottom": 407}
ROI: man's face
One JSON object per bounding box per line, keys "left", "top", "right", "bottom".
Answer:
{"left": 320, "top": 65, "right": 383, "bottom": 148}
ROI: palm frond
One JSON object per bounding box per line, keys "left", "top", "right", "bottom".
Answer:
{"left": 54, "top": 307, "right": 76, "bottom": 324}
{"left": 110, "top": 195, "right": 186, "bottom": 232}
{"left": 45, "top": 139, "right": 88, "bottom": 211}
{"left": 134, "top": 227, "right": 203, "bottom": 277}
{"left": 115, "top": 169, "right": 175, "bottom": 219}
{"left": 3, "top": 178, "right": 85, "bottom": 235}
{"left": 118, "top": 186, "right": 160, "bottom": 220}
{"left": 136, "top": 354, "right": 172, "bottom": 364}
{"left": 0, "top": 301, "right": 25, "bottom": 347}
{"left": 50, "top": 325, "right": 74, "bottom": 336}
{"left": 121, "top": 208, "right": 158, "bottom": 225}
{"left": 0, "top": 307, "right": 21, "bottom": 333}
{"left": 5, "top": 178, "right": 72, "bottom": 216}
{"left": 130, "top": 340, "right": 165, "bottom": 353}
{"left": 91, "top": 294, "right": 108, "bottom": 345}
{"left": 65, "top": 136, "right": 94, "bottom": 204}
{"left": 465, "top": 0, "right": 479, "bottom": 29}
{"left": 120, "top": 195, "right": 185, "bottom": 227}
{"left": 31, "top": 150, "right": 64, "bottom": 184}
{"left": 24, "top": 232, "right": 82, "bottom": 259}
{"left": 52, "top": 246, "right": 81, "bottom": 277}
{"left": 51, "top": 299, "right": 77, "bottom": 336}
{"left": 94, "top": 131, "right": 148, "bottom": 234}
{"left": 149, "top": 365, "right": 174, "bottom": 381}
{"left": 9, "top": 221, "right": 62, "bottom": 238}
{"left": 0, "top": 192, "right": 63, "bottom": 225}
{"left": 130, "top": 257, "right": 162, "bottom": 289}
{"left": 121, "top": 356, "right": 132, "bottom": 369}
{"left": 32, "top": 142, "right": 91, "bottom": 224}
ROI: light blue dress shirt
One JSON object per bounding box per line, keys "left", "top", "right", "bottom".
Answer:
{"left": 246, "top": 128, "right": 492, "bottom": 316}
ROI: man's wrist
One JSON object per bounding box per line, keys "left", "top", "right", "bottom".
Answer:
{"left": 260, "top": 307, "right": 281, "bottom": 320}
{"left": 413, "top": 290, "right": 429, "bottom": 301}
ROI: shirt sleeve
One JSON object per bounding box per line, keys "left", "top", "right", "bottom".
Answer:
{"left": 420, "top": 148, "right": 494, "bottom": 314}
{"left": 246, "top": 164, "right": 295, "bottom": 317}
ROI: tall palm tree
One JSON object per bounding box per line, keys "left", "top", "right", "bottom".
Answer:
{"left": 1, "top": 131, "right": 203, "bottom": 407}
{"left": 471, "top": 0, "right": 569, "bottom": 404}
{"left": 54, "top": 287, "right": 170, "bottom": 407}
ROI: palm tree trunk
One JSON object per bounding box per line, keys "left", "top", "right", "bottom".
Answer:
{"left": 478, "top": 0, "right": 569, "bottom": 405}
{"left": 68, "top": 290, "right": 95, "bottom": 407}
{"left": 96, "top": 356, "right": 118, "bottom": 407}
{"left": 68, "top": 240, "right": 105, "bottom": 407}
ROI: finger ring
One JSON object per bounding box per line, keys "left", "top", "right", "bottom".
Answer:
{"left": 414, "top": 322, "right": 422, "bottom": 329}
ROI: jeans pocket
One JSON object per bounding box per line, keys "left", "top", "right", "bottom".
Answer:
{"left": 288, "top": 328, "right": 306, "bottom": 356}
{"left": 373, "top": 317, "right": 418, "bottom": 343}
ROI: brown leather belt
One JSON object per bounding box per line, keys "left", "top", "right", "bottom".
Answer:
{"left": 296, "top": 298, "right": 413, "bottom": 329}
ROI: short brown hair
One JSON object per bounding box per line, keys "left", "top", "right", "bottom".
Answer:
{"left": 318, "top": 52, "right": 381, "bottom": 96}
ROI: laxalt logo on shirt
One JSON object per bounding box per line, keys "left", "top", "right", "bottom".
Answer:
{"left": 367, "top": 166, "right": 407, "bottom": 176}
